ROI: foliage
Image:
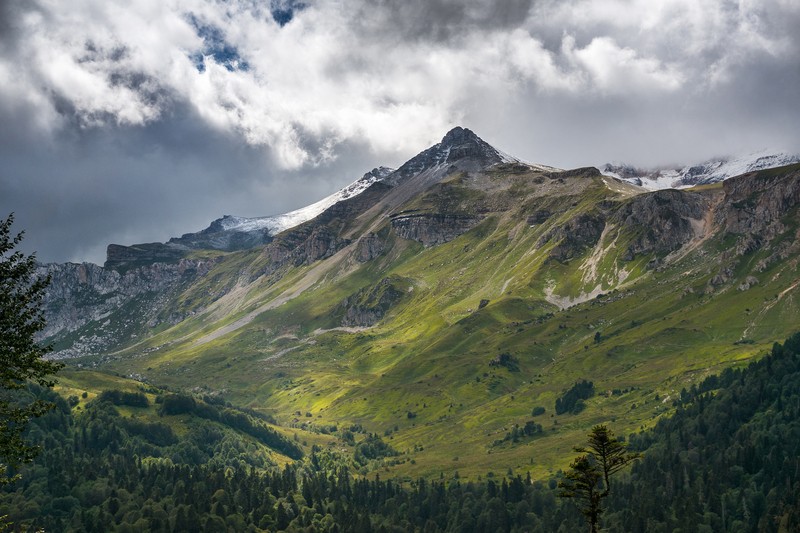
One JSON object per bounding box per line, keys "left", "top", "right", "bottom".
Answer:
{"left": 3, "top": 332, "right": 800, "bottom": 531}
{"left": 602, "top": 332, "right": 800, "bottom": 532}
{"left": 97, "top": 389, "right": 149, "bottom": 408}
{"left": 0, "top": 214, "right": 62, "bottom": 483}
{"left": 560, "top": 455, "right": 603, "bottom": 532}
{"left": 353, "top": 433, "right": 398, "bottom": 466}
{"left": 489, "top": 352, "right": 520, "bottom": 372}
{"left": 0, "top": 386, "right": 582, "bottom": 532}
{"left": 559, "top": 425, "right": 638, "bottom": 532}
{"left": 157, "top": 392, "right": 303, "bottom": 459}
{"left": 555, "top": 379, "right": 594, "bottom": 415}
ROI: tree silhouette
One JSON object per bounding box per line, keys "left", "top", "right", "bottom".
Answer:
{"left": 559, "top": 424, "right": 639, "bottom": 532}
{"left": 0, "top": 213, "right": 62, "bottom": 483}
{"left": 559, "top": 454, "right": 603, "bottom": 532}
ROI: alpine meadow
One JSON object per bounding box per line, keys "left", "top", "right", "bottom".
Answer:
{"left": 1, "top": 126, "right": 798, "bottom": 531}
{"left": 1, "top": 1, "right": 800, "bottom": 532}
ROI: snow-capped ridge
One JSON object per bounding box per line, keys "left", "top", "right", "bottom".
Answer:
{"left": 210, "top": 166, "right": 395, "bottom": 236}
{"left": 602, "top": 150, "right": 800, "bottom": 190}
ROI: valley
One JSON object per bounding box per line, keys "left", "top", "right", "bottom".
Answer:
{"left": 37, "top": 129, "right": 800, "bottom": 483}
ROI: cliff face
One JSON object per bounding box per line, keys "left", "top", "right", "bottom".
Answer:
{"left": 390, "top": 213, "right": 483, "bottom": 247}
{"left": 341, "top": 277, "right": 408, "bottom": 327}
{"left": 168, "top": 219, "right": 272, "bottom": 252}
{"left": 390, "top": 127, "right": 507, "bottom": 183}
{"left": 716, "top": 164, "right": 800, "bottom": 268}
{"left": 720, "top": 165, "right": 800, "bottom": 237}
{"left": 38, "top": 258, "right": 217, "bottom": 357}
{"left": 612, "top": 189, "right": 708, "bottom": 259}
{"left": 262, "top": 183, "right": 393, "bottom": 274}
{"left": 540, "top": 213, "right": 605, "bottom": 262}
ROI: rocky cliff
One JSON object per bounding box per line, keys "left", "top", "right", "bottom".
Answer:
{"left": 341, "top": 277, "right": 408, "bottom": 327}
{"left": 39, "top": 258, "right": 217, "bottom": 357}
{"left": 612, "top": 189, "right": 708, "bottom": 260}
{"left": 390, "top": 213, "right": 483, "bottom": 247}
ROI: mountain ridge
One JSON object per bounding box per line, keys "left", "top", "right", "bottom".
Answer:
{"left": 602, "top": 149, "right": 800, "bottom": 190}
{"left": 37, "top": 129, "right": 800, "bottom": 480}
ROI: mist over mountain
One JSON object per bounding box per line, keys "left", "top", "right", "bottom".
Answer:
{"left": 602, "top": 150, "right": 800, "bottom": 190}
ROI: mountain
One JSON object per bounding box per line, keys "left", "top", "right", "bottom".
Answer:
{"left": 168, "top": 166, "right": 395, "bottom": 252}
{"left": 602, "top": 149, "right": 800, "bottom": 190}
{"left": 38, "top": 127, "right": 800, "bottom": 481}
{"left": 102, "top": 166, "right": 395, "bottom": 269}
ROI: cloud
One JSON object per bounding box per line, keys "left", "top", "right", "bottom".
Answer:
{"left": 0, "top": 0, "right": 798, "bottom": 262}
{"left": 562, "top": 35, "right": 684, "bottom": 94}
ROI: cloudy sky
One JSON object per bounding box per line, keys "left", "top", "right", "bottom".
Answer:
{"left": 1, "top": 0, "right": 799, "bottom": 264}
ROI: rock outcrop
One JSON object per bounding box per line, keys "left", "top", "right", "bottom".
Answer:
{"left": 39, "top": 258, "right": 217, "bottom": 357}
{"left": 168, "top": 217, "right": 272, "bottom": 252}
{"left": 262, "top": 183, "right": 393, "bottom": 273}
{"left": 341, "top": 278, "right": 407, "bottom": 327}
{"left": 612, "top": 189, "right": 707, "bottom": 260}
{"left": 354, "top": 233, "right": 385, "bottom": 263}
{"left": 720, "top": 165, "right": 800, "bottom": 238}
{"left": 389, "top": 127, "right": 509, "bottom": 183}
{"left": 540, "top": 213, "right": 606, "bottom": 262}
{"left": 390, "top": 213, "right": 483, "bottom": 247}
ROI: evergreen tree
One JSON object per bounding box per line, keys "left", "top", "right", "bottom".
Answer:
{"left": 0, "top": 214, "right": 62, "bottom": 483}
{"left": 559, "top": 425, "right": 638, "bottom": 532}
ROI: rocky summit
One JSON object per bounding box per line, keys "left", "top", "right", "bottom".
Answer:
{"left": 39, "top": 128, "right": 800, "bottom": 480}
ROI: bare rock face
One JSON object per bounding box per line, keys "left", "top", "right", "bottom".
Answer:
{"left": 390, "top": 127, "right": 506, "bottom": 183}
{"left": 299, "top": 226, "right": 347, "bottom": 265}
{"left": 527, "top": 210, "right": 552, "bottom": 225}
{"left": 341, "top": 278, "right": 407, "bottom": 327}
{"left": 720, "top": 165, "right": 800, "bottom": 239}
{"left": 390, "top": 213, "right": 483, "bottom": 247}
{"left": 540, "top": 213, "right": 605, "bottom": 262}
{"left": 263, "top": 225, "right": 349, "bottom": 274}
{"left": 38, "top": 258, "right": 217, "bottom": 357}
{"left": 355, "top": 233, "right": 385, "bottom": 262}
{"left": 612, "top": 189, "right": 707, "bottom": 260}
{"left": 261, "top": 184, "right": 394, "bottom": 274}
{"left": 168, "top": 217, "right": 272, "bottom": 252}
{"left": 105, "top": 243, "right": 187, "bottom": 269}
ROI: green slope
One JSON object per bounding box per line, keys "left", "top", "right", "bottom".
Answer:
{"left": 58, "top": 162, "right": 800, "bottom": 480}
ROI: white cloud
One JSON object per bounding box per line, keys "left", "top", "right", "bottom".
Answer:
{"left": 563, "top": 35, "right": 684, "bottom": 94}
{"left": 0, "top": 0, "right": 798, "bottom": 262}
{"left": 2, "top": 0, "right": 796, "bottom": 168}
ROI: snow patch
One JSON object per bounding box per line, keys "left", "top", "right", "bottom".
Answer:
{"left": 601, "top": 150, "right": 800, "bottom": 191}
{"left": 215, "top": 167, "right": 394, "bottom": 236}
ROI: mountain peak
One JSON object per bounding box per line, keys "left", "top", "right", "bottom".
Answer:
{"left": 440, "top": 126, "right": 480, "bottom": 147}
{"left": 391, "top": 126, "right": 515, "bottom": 181}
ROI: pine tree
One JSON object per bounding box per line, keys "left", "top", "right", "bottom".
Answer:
{"left": 0, "top": 213, "right": 62, "bottom": 483}
{"left": 558, "top": 425, "right": 639, "bottom": 532}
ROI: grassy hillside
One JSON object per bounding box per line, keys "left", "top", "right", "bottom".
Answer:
{"left": 57, "top": 163, "right": 800, "bottom": 481}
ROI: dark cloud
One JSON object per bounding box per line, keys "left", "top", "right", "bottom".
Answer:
{"left": 0, "top": 0, "right": 798, "bottom": 263}
{"left": 355, "top": 0, "right": 533, "bottom": 42}
{"left": 0, "top": 0, "right": 28, "bottom": 47}
{"left": 0, "top": 100, "right": 380, "bottom": 264}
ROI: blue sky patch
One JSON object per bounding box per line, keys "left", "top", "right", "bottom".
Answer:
{"left": 187, "top": 14, "right": 249, "bottom": 73}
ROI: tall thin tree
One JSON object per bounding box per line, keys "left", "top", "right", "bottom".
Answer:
{"left": 558, "top": 424, "right": 639, "bottom": 532}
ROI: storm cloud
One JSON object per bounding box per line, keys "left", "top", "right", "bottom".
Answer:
{"left": 1, "top": 0, "right": 798, "bottom": 263}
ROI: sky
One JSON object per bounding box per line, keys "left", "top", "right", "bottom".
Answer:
{"left": 1, "top": 0, "right": 799, "bottom": 264}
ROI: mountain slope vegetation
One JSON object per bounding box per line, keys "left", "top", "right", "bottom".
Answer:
{"left": 38, "top": 129, "right": 800, "bottom": 480}
{"left": 4, "top": 332, "right": 799, "bottom": 531}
